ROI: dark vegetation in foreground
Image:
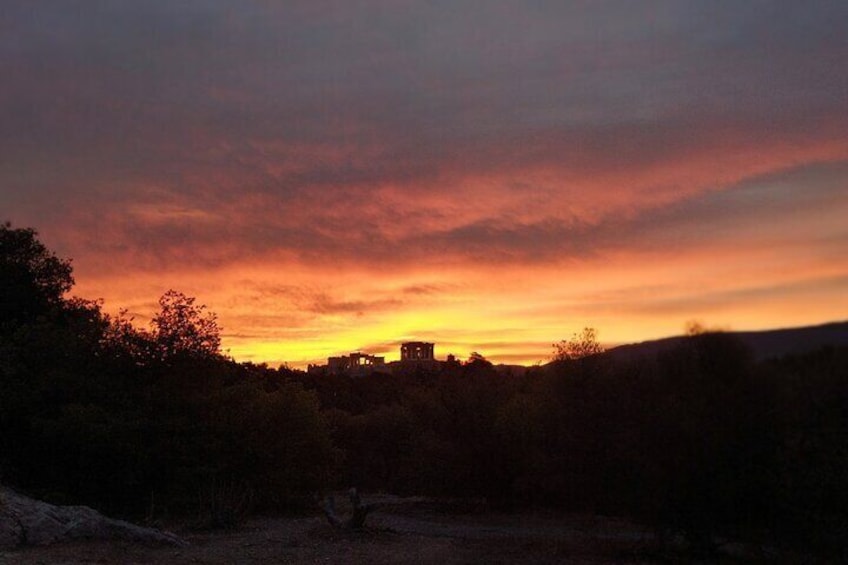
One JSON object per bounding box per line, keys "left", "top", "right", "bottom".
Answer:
{"left": 1, "top": 223, "right": 846, "bottom": 559}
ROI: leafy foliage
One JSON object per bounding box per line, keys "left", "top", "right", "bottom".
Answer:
{"left": 0, "top": 222, "right": 73, "bottom": 329}
{"left": 151, "top": 290, "right": 222, "bottom": 361}
{"left": 552, "top": 327, "right": 603, "bottom": 361}
{"left": 0, "top": 224, "right": 332, "bottom": 521}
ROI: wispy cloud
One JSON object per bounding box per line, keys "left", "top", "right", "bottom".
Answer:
{"left": 3, "top": 1, "right": 847, "bottom": 366}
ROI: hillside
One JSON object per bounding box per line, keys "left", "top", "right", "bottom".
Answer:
{"left": 605, "top": 320, "right": 848, "bottom": 363}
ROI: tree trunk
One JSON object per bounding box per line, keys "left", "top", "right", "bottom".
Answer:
{"left": 320, "top": 488, "right": 379, "bottom": 530}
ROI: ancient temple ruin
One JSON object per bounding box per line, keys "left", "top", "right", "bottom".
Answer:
{"left": 400, "top": 341, "right": 434, "bottom": 361}
{"left": 309, "top": 341, "right": 440, "bottom": 376}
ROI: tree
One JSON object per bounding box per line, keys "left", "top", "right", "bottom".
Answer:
{"left": 552, "top": 327, "right": 603, "bottom": 362}
{"left": 639, "top": 331, "right": 771, "bottom": 553}
{"left": 0, "top": 222, "right": 73, "bottom": 328}
{"left": 151, "top": 290, "right": 221, "bottom": 361}
{"left": 466, "top": 351, "right": 490, "bottom": 366}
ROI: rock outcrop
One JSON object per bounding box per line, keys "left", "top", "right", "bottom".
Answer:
{"left": 0, "top": 486, "right": 186, "bottom": 548}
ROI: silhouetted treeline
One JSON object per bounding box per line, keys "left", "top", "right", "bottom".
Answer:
{"left": 295, "top": 341, "right": 847, "bottom": 556}
{"left": 0, "top": 223, "right": 334, "bottom": 524}
{"left": 1, "top": 223, "right": 846, "bottom": 556}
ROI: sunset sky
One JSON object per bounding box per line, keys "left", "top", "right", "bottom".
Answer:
{"left": 2, "top": 1, "right": 847, "bottom": 368}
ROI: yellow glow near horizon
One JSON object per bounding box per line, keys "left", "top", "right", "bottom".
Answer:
{"left": 71, "top": 231, "right": 848, "bottom": 371}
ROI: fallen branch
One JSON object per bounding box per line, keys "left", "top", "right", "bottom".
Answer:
{"left": 320, "top": 488, "right": 380, "bottom": 530}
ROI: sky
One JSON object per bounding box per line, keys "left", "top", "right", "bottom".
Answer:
{"left": 2, "top": 1, "right": 847, "bottom": 368}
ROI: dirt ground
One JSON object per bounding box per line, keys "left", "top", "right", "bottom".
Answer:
{"left": 0, "top": 496, "right": 785, "bottom": 564}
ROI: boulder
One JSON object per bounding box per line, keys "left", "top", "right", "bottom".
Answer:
{"left": 0, "top": 486, "right": 186, "bottom": 548}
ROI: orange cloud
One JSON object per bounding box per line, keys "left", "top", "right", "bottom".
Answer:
{"left": 5, "top": 2, "right": 848, "bottom": 367}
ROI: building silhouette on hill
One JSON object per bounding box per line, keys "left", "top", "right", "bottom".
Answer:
{"left": 308, "top": 341, "right": 439, "bottom": 376}
{"left": 327, "top": 352, "right": 386, "bottom": 375}
{"left": 400, "top": 341, "right": 434, "bottom": 361}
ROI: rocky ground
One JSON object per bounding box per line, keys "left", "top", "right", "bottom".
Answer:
{"left": 0, "top": 492, "right": 792, "bottom": 564}
{"left": 0, "top": 485, "right": 184, "bottom": 550}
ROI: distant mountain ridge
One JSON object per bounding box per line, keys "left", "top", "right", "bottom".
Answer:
{"left": 604, "top": 320, "right": 848, "bottom": 363}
